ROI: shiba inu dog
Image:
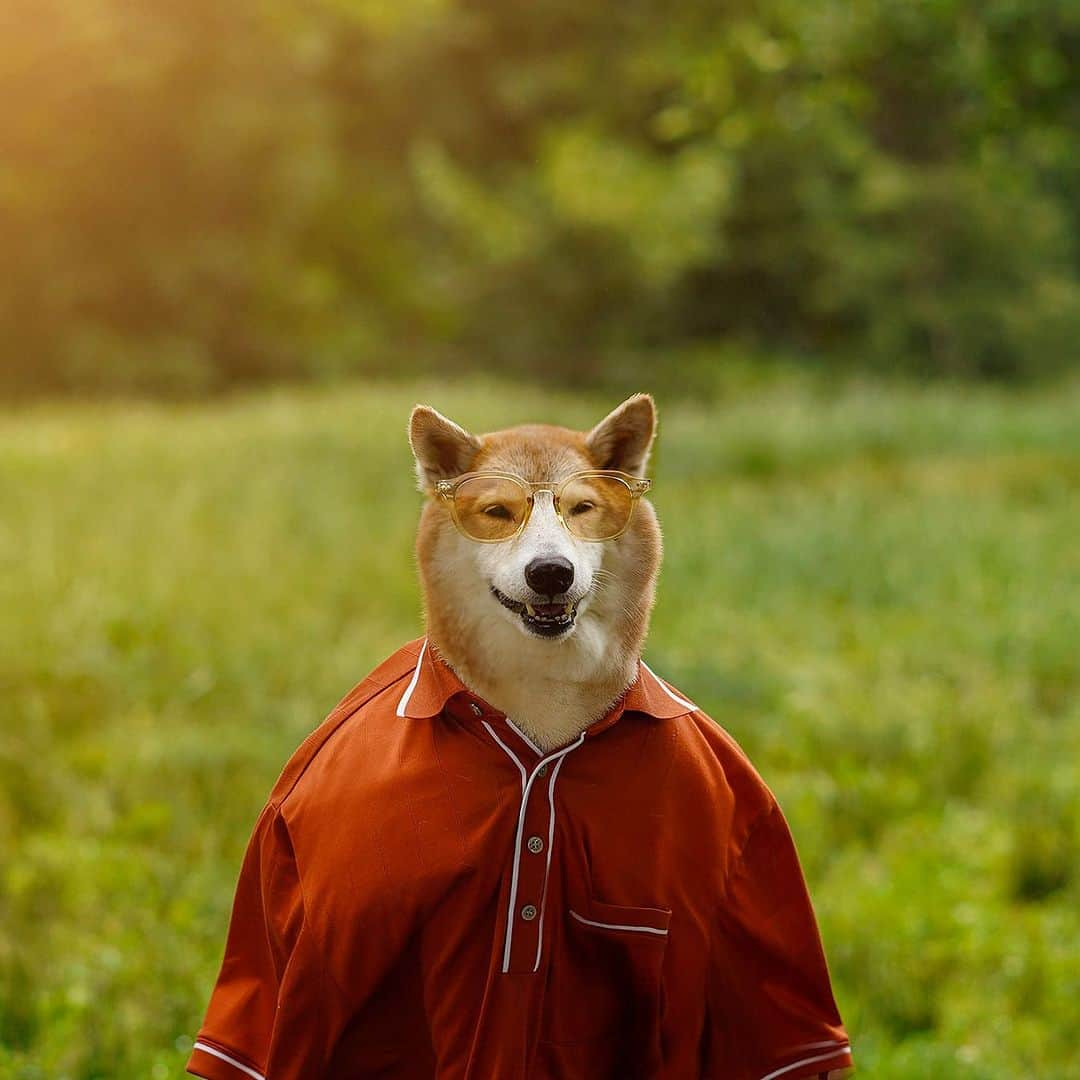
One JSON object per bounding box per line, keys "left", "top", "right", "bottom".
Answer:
{"left": 188, "top": 391, "right": 854, "bottom": 1080}
{"left": 409, "top": 393, "right": 661, "bottom": 753}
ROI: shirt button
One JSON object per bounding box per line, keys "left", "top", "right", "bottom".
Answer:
{"left": 537, "top": 764, "right": 549, "bottom": 777}
{"left": 469, "top": 703, "right": 483, "bottom": 717}
{"left": 520, "top": 904, "right": 538, "bottom": 921}
{"left": 527, "top": 835, "right": 544, "bottom": 854}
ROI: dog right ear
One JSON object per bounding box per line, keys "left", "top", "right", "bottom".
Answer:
{"left": 409, "top": 405, "right": 481, "bottom": 492}
{"left": 586, "top": 393, "right": 657, "bottom": 476}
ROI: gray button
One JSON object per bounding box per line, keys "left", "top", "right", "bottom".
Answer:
{"left": 537, "top": 764, "right": 549, "bottom": 777}
{"left": 527, "top": 835, "right": 544, "bottom": 854}
{"left": 521, "top": 904, "right": 538, "bottom": 921}
{"left": 469, "top": 702, "right": 483, "bottom": 716}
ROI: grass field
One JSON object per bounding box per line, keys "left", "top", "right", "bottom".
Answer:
{"left": 1, "top": 375, "right": 1079, "bottom": 1079}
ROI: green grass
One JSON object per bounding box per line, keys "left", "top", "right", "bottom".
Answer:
{"left": 1, "top": 375, "right": 1078, "bottom": 1078}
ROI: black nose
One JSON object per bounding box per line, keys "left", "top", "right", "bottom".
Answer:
{"left": 525, "top": 556, "right": 574, "bottom": 596}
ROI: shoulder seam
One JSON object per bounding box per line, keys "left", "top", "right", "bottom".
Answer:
{"left": 730, "top": 799, "right": 779, "bottom": 867}
{"left": 275, "top": 807, "right": 356, "bottom": 1009}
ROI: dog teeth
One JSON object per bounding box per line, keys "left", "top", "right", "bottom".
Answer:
{"left": 563, "top": 602, "right": 573, "bottom": 615}
{"left": 525, "top": 603, "right": 536, "bottom": 616}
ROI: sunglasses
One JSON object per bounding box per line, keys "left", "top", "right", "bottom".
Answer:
{"left": 435, "top": 470, "right": 652, "bottom": 543}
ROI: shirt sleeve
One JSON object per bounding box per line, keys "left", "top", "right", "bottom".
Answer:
{"left": 701, "top": 802, "right": 853, "bottom": 1080}
{"left": 187, "top": 803, "right": 346, "bottom": 1080}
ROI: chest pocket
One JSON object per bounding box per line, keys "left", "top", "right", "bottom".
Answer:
{"left": 541, "top": 891, "right": 672, "bottom": 1072}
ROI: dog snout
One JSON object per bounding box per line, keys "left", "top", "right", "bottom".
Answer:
{"left": 524, "top": 556, "right": 574, "bottom": 597}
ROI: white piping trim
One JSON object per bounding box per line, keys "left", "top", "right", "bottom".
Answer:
{"left": 641, "top": 660, "right": 696, "bottom": 711}
{"left": 481, "top": 721, "right": 527, "bottom": 793}
{"left": 758, "top": 1045, "right": 852, "bottom": 1080}
{"left": 569, "top": 909, "right": 669, "bottom": 936}
{"left": 481, "top": 728, "right": 587, "bottom": 973}
{"left": 505, "top": 716, "right": 543, "bottom": 757}
{"left": 192, "top": 1042, "right": 265, "bottom": 1080}
{"left": 395, "top": 638, "right": 428, "bottom": 717}
{"left": 501, "top": 735, "right": 586, "bottom": 972}
{"left": 532, "top": 752, "right": 571, "bottom": 971}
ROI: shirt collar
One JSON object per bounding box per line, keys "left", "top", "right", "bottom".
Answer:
{"left": 395, "top": 637, "right": 696, "bottom": 728}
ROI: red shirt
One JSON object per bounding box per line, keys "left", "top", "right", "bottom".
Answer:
{"left": 188, "top": 638, "right": 852, "bottom": 1080}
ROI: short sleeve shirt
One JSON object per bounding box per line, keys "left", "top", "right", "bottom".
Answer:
{"left": 188, "top": 637, "right": 852, "bottom": 1080}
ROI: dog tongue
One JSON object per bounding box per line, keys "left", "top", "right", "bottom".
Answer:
{"left": 535, "top": 602, "right": 565, "bottom": 616}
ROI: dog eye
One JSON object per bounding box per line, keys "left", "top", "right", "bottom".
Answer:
{"left": 569, "top": 501, "right": 595, "bottom": 516}
{"left": 483, "top": 504, "right": 513, "bottom": 519}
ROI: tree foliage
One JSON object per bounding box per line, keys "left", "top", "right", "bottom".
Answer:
{"left": 1, "top": 0, "right": 1077, "bottom": 393}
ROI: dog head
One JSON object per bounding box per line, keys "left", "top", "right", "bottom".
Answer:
{"left": 408, "top": 394, "right": 662, "bottom": 680}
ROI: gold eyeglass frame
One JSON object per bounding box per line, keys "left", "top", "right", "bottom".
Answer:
{"left": 434, "top": 469, "right": 652, "bottom": 543}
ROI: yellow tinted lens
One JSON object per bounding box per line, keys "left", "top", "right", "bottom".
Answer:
{"left": 453, "top": 476, "right": 529, "bottom": 540}
{"left": 559, "top": 475, "right": 634, "bottom": 540}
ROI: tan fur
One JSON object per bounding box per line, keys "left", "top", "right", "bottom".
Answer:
{"left": 410, "top": 395, "right": 662, "bottom": 751}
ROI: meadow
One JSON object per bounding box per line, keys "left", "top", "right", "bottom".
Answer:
{"left": 1, "top": 374, "right": 1078, "bottom": 1079}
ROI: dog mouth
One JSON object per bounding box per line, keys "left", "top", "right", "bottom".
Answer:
{"left": 490, "top": 586, "right": 580, "bottom": 638}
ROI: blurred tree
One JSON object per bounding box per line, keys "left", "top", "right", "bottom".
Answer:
{"left": 0, "top": 0, "right": 1077, "bottom": 394}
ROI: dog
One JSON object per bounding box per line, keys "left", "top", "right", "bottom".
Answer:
{"left": 409, "top": 392, "right": 661, "bottom": 752}
{"left": 187, "top": 392, "right": 854, "bottom": 1080}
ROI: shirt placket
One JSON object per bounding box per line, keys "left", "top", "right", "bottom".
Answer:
{"left": 478, "top": 714, "right": 585, "bottom": 975}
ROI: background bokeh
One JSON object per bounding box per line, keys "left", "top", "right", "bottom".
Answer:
{"left": 2, "top": 1, "right": 1079, "bottom": 1078}
{"left": 1, "top": 0, "right": 1079, "bottom": 394}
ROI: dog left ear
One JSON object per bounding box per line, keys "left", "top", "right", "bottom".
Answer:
{"left": 586, "top": 393, "right": 656, "bottom": 475}
{"left": 409, "top": 405, "right": 481, "bottom": 492}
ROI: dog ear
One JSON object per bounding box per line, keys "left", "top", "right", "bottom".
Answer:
{"left": 586, "top": 393, "right": 656, "bottom": 475}
{"left": 409, "top": 405, "right": 481, "bottom": 492}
